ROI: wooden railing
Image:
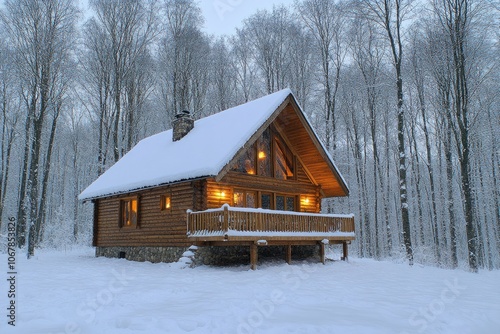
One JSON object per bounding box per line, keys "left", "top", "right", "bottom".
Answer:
{"left": 187, "top": 204, "right": 355, "bottom": 239}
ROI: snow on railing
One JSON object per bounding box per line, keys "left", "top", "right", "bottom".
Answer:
{"left": 187, "top": 204, "right": 355, "bottom": 238}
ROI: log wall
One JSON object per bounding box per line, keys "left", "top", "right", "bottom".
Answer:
{"left": 95, "top": 181, "right": 205, "bottom": 247}
{"left": 95, "top": 163, "right": 323, "bottom": 248}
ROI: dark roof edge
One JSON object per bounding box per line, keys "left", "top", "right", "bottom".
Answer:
{"left": 80, "top": 176, "right": 213, "bottom": 202}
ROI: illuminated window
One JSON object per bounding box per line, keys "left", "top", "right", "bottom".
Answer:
{"left": 120, "top": 198, "right": 138, "bottom": 228}
{"left": 233, "top": 190, "right": 257, "bottom": 208}
{"left": 257, "top": 128, "right": 271, "bottom": 176}
{"left": 274, "top": 136, "right": 294, "bottom": 180}
{"left": 160, "top": 194, "right": 171, "bottom": 211}
{"left": 230, "top": 126, "right": 295, "bottom": 180}
{"left": 231, "top": 143, "right": 256, "bottom": 175}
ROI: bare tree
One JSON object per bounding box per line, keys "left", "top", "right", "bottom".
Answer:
{"left": 357, "top": 0, "right": 414, "bottom": 264}
{"left": 297, "top": 0, "right": 348, "bottom": 151}
{"left": 211, "top": 37, "right": 236, "bottom": 112}
{"left": 0, "top": 40, "right": 20, "bottom": 225}
{"left": 350, "top": 14, "right": 387, "bottom": 258}
{"left": 431, "top": 0, "right": 493, "bottom": 272}
{"left": 88, "top": 0, "right": 158, "bottom": 163}
{"left": 1, "top": 0, "right": 79, "bottom": 256}
{"left": 229, "top": 28, "right": 258, "bottom": 103}
{"left": 158, "top": 0, "right": 207, "bottom": 119}
{"left": 243, "top": 6, "right": 296, "bottom": 94}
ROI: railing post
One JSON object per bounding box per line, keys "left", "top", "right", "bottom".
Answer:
{"left": 223, "top": 204, "right": 229, "bottom": 234}
{"left": 186, "top": 209, "right": 192, "bottom": 235}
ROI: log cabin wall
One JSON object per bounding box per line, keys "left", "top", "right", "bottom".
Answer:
{"left": 209, "top": 167, "right": 321, "bottom": 213}
{"left": 95, "top": 181, "right": 206, "bottom": 248}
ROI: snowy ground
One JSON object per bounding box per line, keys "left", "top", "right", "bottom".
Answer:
{"left": 1, "top": 247, "right": 499, "bottom": 334}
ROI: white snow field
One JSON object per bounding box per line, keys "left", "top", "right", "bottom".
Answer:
{"left": 1, "top": 247, "right": 499, "bottom": 334}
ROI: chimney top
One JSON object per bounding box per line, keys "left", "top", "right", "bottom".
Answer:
{"left": 172, "top": 110, "right": 194, "bottom": 141}
{"left": 175, "top": 110, "right": 191, "bottom": 119}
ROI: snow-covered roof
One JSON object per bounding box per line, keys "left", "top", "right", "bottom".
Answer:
{"left": 79, "top": 89, "right": 293, "bottom": 200}
{"left": 79, "top": 88, "right": 349, "bottom": 200}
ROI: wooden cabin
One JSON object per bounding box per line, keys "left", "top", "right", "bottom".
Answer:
{"left": 79, "top": 89, "right": 355, "bottom": 269}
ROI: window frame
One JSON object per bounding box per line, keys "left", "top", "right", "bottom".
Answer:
{"left": 275, "top": 193, "right": 297, "bottom": 212}
{"left": 233, "top": 189, "right": 257, "bottom": 208}
{"left": 231, "top": 126, "right": 297, "bottom": 181}
{"left": 232, "top": 188, "right": 299, "bottom": 212}
{"left": 119, "top": 196, "right": 139, "bottom": 229}
{"left": 160, "top": 194, "right": 172, "bottom": 212}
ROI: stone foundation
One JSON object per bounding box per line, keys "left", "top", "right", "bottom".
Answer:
{"left": 96, "top": 246, "right": 187, "bottom": 263}
{"left": 96, "top": 244, "right": 320, "bottom": 266}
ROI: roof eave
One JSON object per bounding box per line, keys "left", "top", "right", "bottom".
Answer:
{"left": 79, "top": 175, "right": 214, "bottom": 202}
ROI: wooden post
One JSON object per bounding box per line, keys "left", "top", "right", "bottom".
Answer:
{"left": 286, "top": 244, "right": 292, "bottom": 264}
{"left": 319, "top": 242, "right": 325, "bottom": 265}
{"left": 256, "top": 212, "right": 262, "bottom": 232}
{"left": 342, "top": 241, "right": 348, "bottom": 261}
{"left": 186, "top": 209, "right": 192, "bottom": 236}
{"left": 223, "top": 205, "right": 229, "bottom": 234}
{"left": 250, "top": 243, "right": 258, "bottom": 270}
{"left": 92, "top": 200, "right": 99, "bottom": 247}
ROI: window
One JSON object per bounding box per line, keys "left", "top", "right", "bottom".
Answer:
{"left": 231, "top": 143, "right": 256, "bottom": 175}
{"left": 261, "top": 193, "right": 272, "bottom": 209}
{"left": 120, "top": 198, "right": 138, "bottom": 228}
{"left": 233, "top": 190, "right": 257, "bottom": 208}
{"left": 257, "top": 128, "right": 271, "bottom": 177}
{"left": 276, "top": 195, "right": 295, "bottom": 211}
{"left": 234, "top": 190, "right": 297, "bottom": 211}
{"left": 160, "top": 194, "right": 171, "bottom": 211}
{"left": 230, "top": 126, "right": 295, "bottom": 180}
{"left": 274, "top": 136, "right": 294, "bottom": 180}
{"left": 286, "top": 196, "right": 296, "bottom": 211}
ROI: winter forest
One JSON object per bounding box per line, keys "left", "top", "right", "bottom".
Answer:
{"left": 0, "top": 0, "right": 498, "bottom": 272}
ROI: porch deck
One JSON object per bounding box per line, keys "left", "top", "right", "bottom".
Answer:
{"left": 187, "top": 204, "right": 355, "bottom": 269}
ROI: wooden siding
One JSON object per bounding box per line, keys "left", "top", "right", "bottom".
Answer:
{"left": 273, "top": 102, "right": 348, "bottom": 197}
{"left": 95, "top": 172, "right": 323, "bottom": 248}
{"left": 95, "top": 181, "right": 205, "bottom": 247}
{"left": 212, "top": 171, "right": 320, "bottom": 213}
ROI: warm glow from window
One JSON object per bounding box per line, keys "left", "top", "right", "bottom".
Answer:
{"left": 301, "top": 196, "right": 311, "bottom": 207}
{"left": 161, "top": 195, "right": 171, "bottom": 211}
{"left": 121, "top": 198, "right": 138, "bottom": 228}
{"left": 258, "top": 151, "right": 266, "bottom": 159}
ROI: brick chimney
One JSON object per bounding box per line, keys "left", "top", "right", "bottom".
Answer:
{"left": 172, "top": 110, "right": 194, "bottom": 141}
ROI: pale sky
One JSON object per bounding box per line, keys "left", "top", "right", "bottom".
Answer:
{"left": 198, "top": 0, "right": 293, "bottom": 36}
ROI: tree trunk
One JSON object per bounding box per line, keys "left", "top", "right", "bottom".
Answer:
{"left": 35, "top": 106, "right": 59, "bottom": 244}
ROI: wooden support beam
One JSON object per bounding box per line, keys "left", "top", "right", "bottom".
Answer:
{"left": 342, "top": 241, "right": 348, "bottom": 261}
{"left": 319, "top": 242, "right": 325, "bottom": 265}
{"left": 286, "top": 245, "right": 292, "bottom": 264}
{"left": 250, "top": 243, "right": 258, "bottom": 270}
